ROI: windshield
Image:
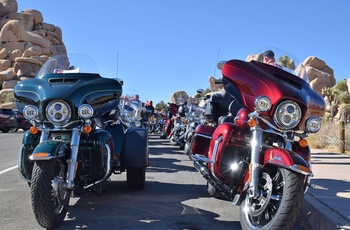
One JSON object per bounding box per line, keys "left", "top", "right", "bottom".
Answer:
{"left": 249, "top": 47, "right": 309, "bottom": 82}
{"left": 37, "top": 53, "right": 99, "bottom": 76}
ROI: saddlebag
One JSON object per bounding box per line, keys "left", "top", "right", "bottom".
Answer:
{"left": 191, "top": 124, "right": 215, "bottom": 156}
{"left": 122, "top": 127, "right": 149, "bottom": 168}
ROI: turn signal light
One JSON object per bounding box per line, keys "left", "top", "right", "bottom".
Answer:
{"left": 33, "top": 153, "right": 49, "bottom": 158}
{"left": 29, "top": 126, "right": 38, "bottom": 135}
{"left": 297, "top": 165, "right": 312, "bottom": 174}
{"left": 299, "top": 138, "right": 308, "bottom": 148}
{"left": 83, "top": 125, "right": 92, "bottom": 134}
{"left": 247, "top": 118, "right": 257, "bottom": 127}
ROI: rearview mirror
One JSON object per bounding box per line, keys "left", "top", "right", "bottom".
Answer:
{"left": 217, "top": 61, "right": 227, "bottom": 70}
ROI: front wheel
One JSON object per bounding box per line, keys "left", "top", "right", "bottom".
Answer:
{"left": 240, "top": 166, "right": 304, "bottom": 230}
{"left": 127, "top": 167, "right": 146, "bottom": 190}
{"left": 31, "top": 159, "right": 70, "bottom": 229}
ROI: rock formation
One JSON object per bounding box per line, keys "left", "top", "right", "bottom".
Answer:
{"left": 303, "top": 56, "right": 336, "bottom": 95}
{"left": 0, "top": 0, "right": 66, "bottom": 109}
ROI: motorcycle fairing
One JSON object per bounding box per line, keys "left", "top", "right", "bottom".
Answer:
{"left": 14, "top": 73, "right": 123, "bottom": 119}
{"left": 222, "top": 60, "right": 325, "bottom": 130}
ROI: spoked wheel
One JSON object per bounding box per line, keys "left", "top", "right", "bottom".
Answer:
{"left": 31, "top": 159, "right": 70, "bottom": 229}
{"left": 240, "top": 166, "right": 304, "bottom": 230}
{"left": 183, "top": 134, "right": 193, "bottom": 156}
{"left": 169, "top": 135, "right": 177, "bottom": 145}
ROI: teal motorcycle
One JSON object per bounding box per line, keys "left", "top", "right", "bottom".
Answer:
{"left": 14, "top": 54, "right": 149, "bottom": 229}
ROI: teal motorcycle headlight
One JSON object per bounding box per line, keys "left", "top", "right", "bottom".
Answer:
{"left": 23, "top": 105, "right": 39, "bottom": 120}
{"left": 46, "top": 100, "right": 71, "bottom": 125}
{"left": 78, "top": 104, "right": 94, "bottom": 119}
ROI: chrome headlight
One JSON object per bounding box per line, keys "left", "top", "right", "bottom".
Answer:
{"left": 306, "top": 116, "right": 322, "bottom": 133}
{"left": 23, "top": 105, "right": 39, "bottom": 120}
{"left": 78, "top": 104, "right": 94, "bottom": 119}
{"left": 46, "top": 100, "right": 71, "bottom": 125}
{"left": 274, "top": 100, "right": 301, "bottom": 129}
{"left": 255, "top": 96, "right": 272, "bottom": 112}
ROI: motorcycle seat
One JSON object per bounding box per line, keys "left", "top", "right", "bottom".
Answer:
{"left": 218, "top": 115, "right": 235, "bottom": 125}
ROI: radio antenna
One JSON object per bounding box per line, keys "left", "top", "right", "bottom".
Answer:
{"left": 116, "top": 52, "right": 119, "bottom": 78}
{"left": 213, "top": 49, "right": 220, "bottom": 78}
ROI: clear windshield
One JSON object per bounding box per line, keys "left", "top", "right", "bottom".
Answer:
{"left": 250, "top": 47, "right": 309, "bottom": 82}
{"left": 37, "top": 53, "right": 99, "bottom": 76}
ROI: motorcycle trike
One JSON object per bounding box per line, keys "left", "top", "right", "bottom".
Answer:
{"left": 15, "top": 54, "right": 149, "bottom": 229}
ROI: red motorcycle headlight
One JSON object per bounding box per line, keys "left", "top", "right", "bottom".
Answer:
{"left": 273, "top": 100, "right": 301, "bottom": 129}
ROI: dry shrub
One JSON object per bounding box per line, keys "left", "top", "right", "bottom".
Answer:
{"left": 307, "top": 120, "right": 350, "bottom": 151}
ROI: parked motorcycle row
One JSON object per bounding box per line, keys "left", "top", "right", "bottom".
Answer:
{"left": 14, "top": 47, "right": 325, "bottom": 230}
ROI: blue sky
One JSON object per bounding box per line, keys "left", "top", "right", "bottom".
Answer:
{"left": 16, "top": 0, "right": 350, "bottom": 104}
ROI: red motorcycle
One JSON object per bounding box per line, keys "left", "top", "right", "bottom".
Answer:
{"left": 190, "top": 48, "right": 325, "bottom": 230}
{"left": 159, "top": 102, "right": 179, "bottom": 139}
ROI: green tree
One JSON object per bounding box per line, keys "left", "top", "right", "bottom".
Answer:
{"left": 155, "top": 100, "right": 167, "bottom": 111}
{"left": 277, "top": 55, "right": 295, "bottom": 70}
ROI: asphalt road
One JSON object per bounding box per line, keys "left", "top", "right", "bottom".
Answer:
{"left": 0, "top": 132, "right": 311, "bottom": 230}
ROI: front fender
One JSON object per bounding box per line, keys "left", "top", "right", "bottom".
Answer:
{"left": 30, "top": 140, "right": 70, "bottom": 160}
{"left": 263, "top": 148, "right": 313, "bottom": 176}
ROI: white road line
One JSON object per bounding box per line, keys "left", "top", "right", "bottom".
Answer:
{"left": 0, "top": 165, "right": 17, "bottom": 175}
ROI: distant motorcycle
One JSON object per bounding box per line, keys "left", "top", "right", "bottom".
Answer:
{"left": 160, "top": 103, "right": 178, "bottom": 139}
{"left": 190, "top": 48, "right": 325, "bottom": 230}
{"left": 168, "top": 97, "right": 190, "bottom": 149}
{"left": 148, "top": 113, "right": 162, "bottom": 134}
{"left": 183, "top": 99, "right": 206, "bottom": 155}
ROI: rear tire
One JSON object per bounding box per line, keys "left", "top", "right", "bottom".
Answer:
{"left": 127, "top": 167, "right": 146, "bottom": 190}
{"left": 0, "top": 128, "right": 10, "bottom": 133}
{"left": 31, "top": 159, "right": 70, "bottom": 229}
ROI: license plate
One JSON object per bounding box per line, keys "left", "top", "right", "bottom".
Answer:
{"left": 50, "top": 132, "right": 71, "bottom": 141}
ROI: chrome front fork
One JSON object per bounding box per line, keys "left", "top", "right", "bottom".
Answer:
{"left": 249, "top": 127, "right": 262, "bottom": 198}
{"left": 66, "top": 128, "right": 81, "bottom": 189}
{"left": 40, "top": 128, "right": 81, "bottom": 189}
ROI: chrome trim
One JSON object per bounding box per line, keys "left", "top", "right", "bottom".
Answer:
{"left": 66, "top": 128, "right": 81, "bottom": 189}
{"left": 250, "top": 127, "right": 262, "bottom": 198}
{"left": 210, "top": 136, "right": 223, "bottom": 183}
{"left": 195, "top": 133, "right": 212, "bottom": 140}
{"left": 40, "top": 129, "right": 49, "bottom": 143}
{"left": 192, "top": 154, "right": 212, "bottom": 163}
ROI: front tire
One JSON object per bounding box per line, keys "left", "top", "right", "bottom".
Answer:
{"left": 31, "top": 159, "right": 70, "bottom": 229}
{"left": 127, "top": 167, "right": 146, "bottom": 190}
{"left": 240, "top": 166, "right": 304, "bottom": 230}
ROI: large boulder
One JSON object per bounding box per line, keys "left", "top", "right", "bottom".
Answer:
{"left": 0, "top": 0, "right": 67, "bottom": 107}
{"left": 303, "top": 56, "right": 336, "bottom": 95}
{"left": 0, "top": 0, "right": 18, "bottom": 17}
